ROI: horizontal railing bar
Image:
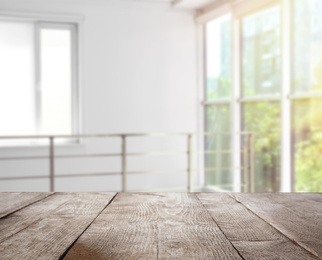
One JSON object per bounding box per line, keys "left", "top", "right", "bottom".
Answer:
{"left": 0, "top": 151, "right": 189, "bottom": 161}
{"left": 0, "top": 134, "right": 123, "bottom": 139}
{"left": 56, "top": 153, "right": 121, "bottom": 159}
{"left": 0, "top": 175, "right": 49, "bottom": 181}
{"left": 127, "top": 151, "right": 187, "bottom": 156}
{"left": 0, "top": 169, "right": 193, "bottom": 181}
{"left": 0, "top": 166, "right": 246, "bottom": 181}
{"left": 127, "top": 169, "right": 188, "bottom": 175}
{"left": 55, "top": 172, "right": 121, "bottom": 178}
{"left": 197, "top": 167, "right": 244, "bottom": 171}
{"left": 206, "top": 183, "right": 248, "bottom": 189}
{"left": 0, "top": 172, "right": 122, "bottom": 181}
{"left": 0, "top": 131, "right": 253, "bottom": 139}
{"left": 0, "top": 156, "right": 49, "bottom": 160}
{"left": 197, "top": 150, "right": 244, "bottom": 154}
{"left": 131, "top": 185, "right": 205, "bottom": 192}
{"left": 0, "top": 154, "right": 121, "bottom": 160}
{"left": 129, "top": 186, "right": 187, "bottom": 192}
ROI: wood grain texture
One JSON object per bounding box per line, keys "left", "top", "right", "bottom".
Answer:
{"left": 1, "top": 192, "right": 321, "bottom": 260}
{"left": 157, "top": 193, "right": 242, "bottom": 260}
{"left": 0, "top": 192, "right": 52, "bottom": 218}
{"left": 232, "top": 240, "right": 320, "bottom": 260}
{"left": 64, "top": 193, "right": 243, "bottom": 260}
{"left": 196, "top": 193, "right": 319, "bottom": 260}
{"left": 0, "top": 192, "right": 116, "bottom": 260}
{"left": 196, "top": 193, "right": 284, "bottom": 241}
{"left": 232, "top": 193, "right": 322, "bottom": 259}
{"left": 64, "top": 192, "right": 159, "bottom": 260}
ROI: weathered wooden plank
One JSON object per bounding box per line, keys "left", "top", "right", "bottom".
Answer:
{"left": 0, "top": 192, "right": 111, "bottom": 244}
{"left": 0, "top": 192, "right": 52, "bottom": 218}
{"left": 157, "top": 193, "right": 242, "bottom": 260}
{"left": 0, "top": 192, "right": 116, "bottom": 260}
{"left": 64, "top": 193, "right": 243, "bottom": 260}
{"left": 233, "top": 240, "right": 321, "bottom": 260}
{"left": 196, "top": 193, "right": 284, "bottom": 241}
{"left": 232, "top": 193, "right": 322, "bottom": 259}
{"left": 196, "top": 193, "right": 319, "bottom": 260}
{"left": 64, "top": 192, "right": 159, "bottom": 260}
{"left": 256, "top": 193, "right": 322, "bottom": 219}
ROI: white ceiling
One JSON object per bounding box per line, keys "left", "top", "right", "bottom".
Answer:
{"left": 129, "top": 0, "right": 221, "bottom": 10}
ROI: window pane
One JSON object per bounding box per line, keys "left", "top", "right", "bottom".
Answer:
{"left": 0, "top": 22, "right": 35, "bottom": 135}
{"left": 40, "top": 28, "right": 73, "bottom": 135}
{"left": 206, "top": 14, "right": 232, "bottom": 100}
{"left": 205, "top": 105, "right": 232, "bottom": 189}
{"left": 292, "top": 99, "right": 322, "bottom": 192}
{"left": 243, "top": 102, "right": 281, "bottom": 192}
{"left": 292, "top": 0, "right": 322, "bottom": 93}
{"left": 242, "top": 6, "right": 281, "bottom": 97}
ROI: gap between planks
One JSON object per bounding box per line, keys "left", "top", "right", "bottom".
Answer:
{"left": 227, "top": 193, "right": 322, "bottom": 260}
{"left": 194, "top": 194, "right": 246, "bottom": 260}
{"left": 59, "top": 192, "right": 119, "bottom": 260}
{"left": 63, "top": 192, "right": 244, "bottom": 260}
{"left": 0, "top": 192, "right": 117, "bottom": 260}
{"left": 0, "top": 192, "right": 55, "bottom": 219}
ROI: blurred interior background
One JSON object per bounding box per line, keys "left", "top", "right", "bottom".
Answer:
{"left": 0, "top": 0, "right": 321, "bottom": 193}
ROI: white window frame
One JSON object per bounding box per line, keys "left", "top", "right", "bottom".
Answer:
{"left": 197, "top": 0, "right": 294, "bottom": 192}
{"left": 0, "top": 11, "right": 84, "bottom": 147}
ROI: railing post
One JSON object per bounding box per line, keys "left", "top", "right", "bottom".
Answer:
{"left": 49, "top": 137, "right": 55, "bottom": 192}
{"left": 242, "top": 144, "right": 248, "bottom": 192}
{"left": 248, "top": 133, "right": 255, "bottom": 192}
{"left": 187, "top": 134, "right": 193, "bottom": 192}
{"left": 121, "top": 135, "right": 127, "bottom": 192}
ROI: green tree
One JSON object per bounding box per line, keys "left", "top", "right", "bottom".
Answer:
{"left": 244, "top": 102, "right": 280, "bottom": 192}
{"left": 295, "top": 131, "right": 322, "bottom": 192}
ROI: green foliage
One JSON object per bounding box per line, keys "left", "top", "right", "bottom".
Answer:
{"left": 295, "top": 131, "right": 322, "bottom": 192}
{"left": 293, "top": 98, "right": 322, "bottom": 192}
{"left": 244, "top": 102, "right": 280, "bottom": 192}
{"left": 206, "top": 77, "right": 231, "bottom": 100}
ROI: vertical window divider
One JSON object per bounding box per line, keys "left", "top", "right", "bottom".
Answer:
{"left": 232, "top": 16, "right": 242, "bottom": 192}
{"left": 196, "top": 23, "right": 206, "bottom": 188}
{"left": 70, "top": 24, "right": 79, "bottom": 139}
{"left": 34, "top": 22, "right": 42, "bottom": 135}
{"left": 202, "top": 24, "right": 208, "bottom": 189}
{"left": 281, "top": 0, "right": 292, "bottom": 192}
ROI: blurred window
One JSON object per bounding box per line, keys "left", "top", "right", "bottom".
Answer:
{"left": 203, "top": 0, "right": 322, "bottom": 192}
{"left": 0, "top": 20, "right": 78, "bottom": 140}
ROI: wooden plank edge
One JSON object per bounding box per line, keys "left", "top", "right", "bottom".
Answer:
{"left": 58, "top": 192, "right": 119, "bottom": 260}
{"left": 228, "top": 193, "right": 322, "bottom": 260}
{"left": 0, "top": 193, "right": 55, "bottom": 219}
{"left": 194, "top": 193, "right": 246, "bottom": 260}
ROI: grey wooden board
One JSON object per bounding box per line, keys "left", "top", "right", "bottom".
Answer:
{"left": 232, "top": 193, "right": 322, "bottom": 259}
{"left": 64, "top": 192, "right": 159, "bottom": 260}
{"left": 196, "top": 193, "right": 319, "bottom": 260}
{"left": 156, "top": 193, "right": 242, "bottom": 260}
{"left": 1, "top": 192, "right": 322, "bottom": 260}
{"left": 233, "top": 240, "right": 321, "bottom": 260}
{"left": 0, "top": 192, "right": 116, "bottom": 260}
{"left": 0, "top": 192, "right": 52, "bottom": 218}
{"left": 196, "top": 193, "right": 284, "bottom": 241}
{"left": 64, "top": 193, "right": 243, "bottom": 260}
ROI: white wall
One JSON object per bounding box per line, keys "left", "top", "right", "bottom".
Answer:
{"left": 0, "top": 0, "right": 199, "bottom": 192}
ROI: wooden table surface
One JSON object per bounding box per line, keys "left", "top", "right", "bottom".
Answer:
{"left": 0, "top": 192, "right": 321, "bottom": 260}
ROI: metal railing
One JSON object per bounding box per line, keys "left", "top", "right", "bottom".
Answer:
{"left": 0, "top": 132, "right": 254, "bottom": 192}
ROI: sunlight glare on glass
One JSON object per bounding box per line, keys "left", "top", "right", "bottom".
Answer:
{"left": 0, "top": 22, "right": 35, "bottom": 136}
{"left": 40, "top": 28, "right": 72, "bottom": 135}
